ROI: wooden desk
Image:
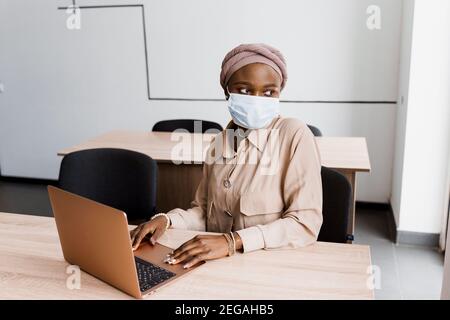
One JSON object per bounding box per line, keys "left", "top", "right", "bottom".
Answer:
{"left": 0, "top": 212, "right": 374, "bottom": 299}
{"left": 58, "top": 130, "right": 371, "bottom": 237}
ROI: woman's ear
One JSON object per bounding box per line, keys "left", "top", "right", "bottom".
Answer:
{"left": 224, "top": 88, "right": 229, "bottom": 100}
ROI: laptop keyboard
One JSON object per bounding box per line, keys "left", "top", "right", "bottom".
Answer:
{"left": 135, "top": 256, "right": 176, "bottom": 292}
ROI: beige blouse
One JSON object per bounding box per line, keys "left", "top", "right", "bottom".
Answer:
{"left": 166, "top": 116, "right": 323, "bottom": 252}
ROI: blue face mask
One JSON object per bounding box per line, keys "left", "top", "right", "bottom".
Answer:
{"left": 227, "top": 93, "right": 280, "bottom": 129}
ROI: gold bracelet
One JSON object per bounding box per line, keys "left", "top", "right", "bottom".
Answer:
{"left": 229, "top": 232, "right": 236, "bottom": 255}
{"left": 222, "top": 233, "right": 234, "bottom": 256}
{"left": 222, "top": 233, "right": 230, "bottom": 256}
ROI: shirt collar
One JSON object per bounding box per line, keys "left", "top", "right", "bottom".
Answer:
{"left": 221, "top": 116, "right": 280, "bottom": 159}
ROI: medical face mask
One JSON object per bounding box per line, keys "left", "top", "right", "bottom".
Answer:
{"left": 227, "top": 93, "right": 280, "bottom": 129}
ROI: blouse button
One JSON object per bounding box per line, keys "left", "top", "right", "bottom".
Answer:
{"left": 223, "top": 179, "right": 231, "bottom": 188}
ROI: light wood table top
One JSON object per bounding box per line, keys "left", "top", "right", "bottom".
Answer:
{"left": 0, "top": 212, "right": 374, "bottom": 300}
{"left": 58, "top": 130, "right": 371, "bottom": 172}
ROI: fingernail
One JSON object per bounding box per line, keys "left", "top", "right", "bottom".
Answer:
{"left": 183, "top": 264, "right": 189, "bottom": 269}
{"left": 151, "top": 239, "right": 155, "bottom": 245}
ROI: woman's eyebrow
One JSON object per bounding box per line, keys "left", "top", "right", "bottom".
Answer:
{"left": 230, "top": 81, "right": 253, "bottom": 86}
{"left": 230, "top": 81, "right": 279, "bottom": 88}
{"left": 263, "top": 83, "right": 279, "bottom": 88}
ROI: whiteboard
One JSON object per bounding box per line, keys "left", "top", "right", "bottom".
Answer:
{"left": 146, "top": 0, "right": 402, "bottom": 101}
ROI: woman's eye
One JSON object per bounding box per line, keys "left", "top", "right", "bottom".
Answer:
{"left": 264, "top": 90, "right": 273, "bottom": 96}
{"left": 239, "top": 88, "right": 249, "bottom": 94}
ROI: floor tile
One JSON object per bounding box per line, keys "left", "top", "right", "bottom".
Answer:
{"left": 394, "top": 244, "right": 444, "bottom": 300}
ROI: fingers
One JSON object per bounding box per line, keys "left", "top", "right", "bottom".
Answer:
{"left": 168, "top": 236, "right": 211, "bottom": 264}
{"left": 163, "top": 235, "right": 226, "bottom": 268}
{"left": 172, "top": 235, "right": 209, "bottom": 257}
{"left": 132, "top": 225, "right": 154, "bottom": 251}
{"left": 129, "top": 225, "right": 142, "bottom": 244}
{"left": 149, "top": 226, "right": 165, "bottom": 245}
{"left": 183, "top": 254, "right": 208, "bottom": 269}
{"left": 172, "top": 246, "right": 207, "bottom": 265}
{"left": 171, "top": 238, "right": 202, "bottom": 260}
{"left": 166, "top": 246, "right": 209, "bottom": 267}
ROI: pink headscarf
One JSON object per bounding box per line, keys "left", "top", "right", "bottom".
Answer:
{"left": 220, "top": 43, "right": 288, "bottom": 93}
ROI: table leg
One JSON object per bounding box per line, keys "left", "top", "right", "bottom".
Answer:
{"left": 337, "top": 170, "right": 356, "bottom": 243}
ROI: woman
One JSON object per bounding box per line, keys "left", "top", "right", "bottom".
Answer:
{"left": 131, "top": 43, "right": 323, "bottom": 269}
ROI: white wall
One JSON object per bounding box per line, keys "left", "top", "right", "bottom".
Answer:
{"left": 391, "top": 0, "right": 415, "bottom": 226}
{"left": 0, "top": 0, "right": 403, "bottom": 203}
{"left": 391, "top": 0, "right": 450, "bottom": 233}
{"left": 442, "top": 212, "right": 450, "bottom": 299}
{"left": 147, "top": 0, "right": 401, "bottom": 101}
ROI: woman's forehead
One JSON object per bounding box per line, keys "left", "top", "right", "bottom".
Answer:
{"left": 228, "top": 63, "right": 282, "bottom": 86}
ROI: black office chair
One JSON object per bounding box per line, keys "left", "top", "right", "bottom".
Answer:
{"left": 152, "top": 119, "right": 223, "bottom": 134}
{"left": 307, "top": 124, "right": 323, "bottom": 137}
{"left": 58, "top": 148, "right": 157, "bottom": 223}
{"left": 317, "top": 166, "right": 353, "bottom": 243}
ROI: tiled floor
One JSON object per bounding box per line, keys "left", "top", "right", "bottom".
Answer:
{"left": 0, "top": 179, "right": 445, "bottom": 299}
{"left": 354, "top": 206, "right": 444, "bottom": 299}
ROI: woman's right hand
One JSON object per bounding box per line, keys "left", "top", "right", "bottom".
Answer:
{"left": 130, "top": 216, "right": 168, "bottom": 251}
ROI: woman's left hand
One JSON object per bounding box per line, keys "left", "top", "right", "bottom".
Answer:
{"left": 165, "top": 234, "right": 229, "bottom": 269}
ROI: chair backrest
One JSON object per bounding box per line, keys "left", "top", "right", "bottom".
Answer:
{"left": 58, "top": 148, "right": 157, "bottom": 222}
{"left": 307, "top": 124, "right": 323, "bottom": 137}
{"left": 317, "top": 166, "right": 352, "bottom": 243}
{"left": 152, "top": 119, "right": 223, "bottom": 133}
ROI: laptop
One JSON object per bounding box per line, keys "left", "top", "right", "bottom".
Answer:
{"left": 47, "top": 185, "right": 203, "bottom": 299}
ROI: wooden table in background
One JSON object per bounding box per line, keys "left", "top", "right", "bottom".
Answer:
{"left": 0, "top": 212, "right": 374, "bottom": 299}
{"left": 58, "top": 130, "right": 371, "bottom": 238}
